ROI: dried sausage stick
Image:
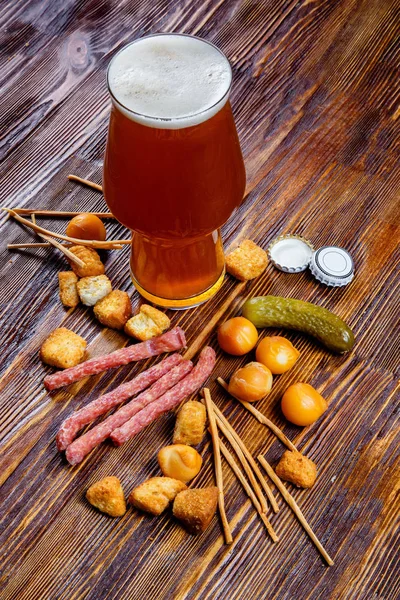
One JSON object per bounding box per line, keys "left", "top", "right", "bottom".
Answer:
{"left": 44, "top": 327, "right": 186, "bottom": 391}
{"left": 65, "top": 359, "right": 193, "bottom": 465}
{"left": 111, "top": 347, "right": 216, "bottom": 446}
{"left": 56, "top": 354, "right": 183, "bottom": 451}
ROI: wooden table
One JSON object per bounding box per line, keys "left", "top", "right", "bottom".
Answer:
{"left": 1, "top": 1, "right": 399, "bottom": 598}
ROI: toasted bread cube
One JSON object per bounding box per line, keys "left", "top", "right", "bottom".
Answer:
{"left": 86, "top": 476, "right": 126, "bottom": 517}
{"left": 58, "top": 271, "right": 79, "bottom": 308}
{"left": 124, "top": 312, "right": 162, "bottom": 341}
{"left": 173, "top": 487, "right": 218, "bottom": 534}
{"left": 77, "top": 275, "right": 112, "bottom": 307}
{"left": 275, "top": 451, "right": 317, "bottom": 488}
{"left": 140, "top": 305, "right": 170, "bottom": 332}
{"left": 173, "top": 401, "right": 206, "bottom": 446}
{"left": 129, "top": 477, "right": 187, "bottom": 516}
{"left": 67, "top": 245, "right": 105, "bottom": 278}
{"left": 40, "top": 327, "right": 87, "bottom": 369}
{"left": 225, "top": 239, "right": 268, "bottom": 281}
{"left": 93, "top": 290, "right": 132, "bottom": 330}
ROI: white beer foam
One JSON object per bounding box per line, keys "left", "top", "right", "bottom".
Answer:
{"left": 108, "top": 34, "right": 232, "bottom": 129}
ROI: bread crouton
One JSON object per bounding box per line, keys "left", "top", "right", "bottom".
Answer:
{"left": 124, "top": 305, "right": 170, "bottom": 341}
{"left": 77, "top": 275, "right": 112, "bottom": 306}
{"left": 173, "top": 487, "right": 218, "bottom": 534}
{"left": 129, "top": 477, "right": 187, "bottom": 516}
{"left": 86, "top": 476, "right": 126, "bottom": 517}
{"left": 173, "top": 401, "right": 206, "bottom": 446}
{"left": 58, "top": 272, "right": 79, "bottom": 308}
{"left": 225, "top": 239, "right": 268, "bottom": 281}
{"left": 124, "top": 312, "right": 162, "bottom": 341}
{"left": 67, "top": 245, "right": 105, "bottom": 278}
{"left": 93, "top": 290, "right": 132, "bottom": 330}
{"left": 275, "top": 451, "right": 317, "bottom": 488}
{"left": 40, "top": 328, "right": 87, "bottom": 369}
{"left": 140, "top": 305, "right": 170, "bottom": 332}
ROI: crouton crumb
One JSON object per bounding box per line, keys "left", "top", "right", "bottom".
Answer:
{"left": 67, "top": 245, "right": 105, "bottom": 278}
{"left": 86, "top": 476, "right": 126, "bottom": 517}
{"left": 58, "top": 272, "right": 79, "bottom": 307}
{"left": 225, "top": 239, "right": 268, "bottom": 281}
{"left": 129, "top": 477, "right": 187, "bottom": 516}
{"left": 124, "top": 312, "right": 162, "bottom": 341}
{"left": 93, "top": 290, "right": 132, "bottom": 330}
{"left": 275, "top": 451, "right": 317, "bottom": 488}
{"left": 173, "top": 401, "right": 207, "bottom": 446}
{"left": 77, "top": 275, "right": 112, "bottom": 306}
{"left": 173, "top": 487, "right": 218, "bottom": 534}
{"left": 40, "top": 328, "right": 87, "bottom": 369}
{"left": 140, "top": 305, "right": 170, "bottom": 332}
{"left": 124, "top": 305, "right": 171, "bottom": 341}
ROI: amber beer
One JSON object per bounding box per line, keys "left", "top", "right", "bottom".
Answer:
{"left": 103, "top": 34, "right": 246, "bottom": 308}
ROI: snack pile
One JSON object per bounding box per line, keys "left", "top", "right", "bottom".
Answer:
{"left": 85, "top": 390, "right": 219, "bottom": 536}
{"left": 5, "top": 197, "right": 355, "bottom": 565}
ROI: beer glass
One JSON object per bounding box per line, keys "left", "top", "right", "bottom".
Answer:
{"left": 103, "top": 33, "right": 246, "bottom": 309}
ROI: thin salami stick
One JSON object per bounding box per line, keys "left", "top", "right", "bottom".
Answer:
{"left": 44, "top": 327, "right": 186, "bottom": 391}
{"left": 65, "top": 360, "right": 193, "bottom": 465}
{"left": 111, "top": 346, "right": 216, "bottom": 446}
{"left": 56, "top": 354, "right": 183, "bottom": 451}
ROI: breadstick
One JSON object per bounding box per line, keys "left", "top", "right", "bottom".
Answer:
{"left": 258, "top": 455, "right": 334, "bottom": 565}
{"left": 210, "top": 401, "right": 279, "bottom": 513}
{"left": 219, "top": 439, "right": 278, "bottom": 542}
{"left": 68, "top": 174, "right": 103, "bottom": 192}
{"left": 203, "top": 388, "right": 232, "bottom": 544}
{"left": 217, "top": 377, "right": 298, "bottom": 452}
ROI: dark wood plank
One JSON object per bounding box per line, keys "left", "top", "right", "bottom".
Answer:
{"left": 0, "top": 0, "right": 399, "bottom": 599}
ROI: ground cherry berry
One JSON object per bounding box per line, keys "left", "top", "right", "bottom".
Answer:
{"left": 66, "top": 213, "right": 107, "bottom": 241}
{"left": 228, "top": 362, "right": 273, "bottom": 402}
{"left": 256, "top": 336, "right": 300, "bottom": 375}
{"left": 281, "top": 383, "right": 327, "bottom": 426}
{"left": 217, "top": 317, "right": 258, "bottom": 356}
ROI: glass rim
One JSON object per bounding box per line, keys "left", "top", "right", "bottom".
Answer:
{"left": 106, "top": 32, "right": 233, "bottom": 124}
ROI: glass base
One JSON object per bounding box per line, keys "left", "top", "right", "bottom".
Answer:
{"left": 130, "top": 267, "right": 226, "bottom": 310}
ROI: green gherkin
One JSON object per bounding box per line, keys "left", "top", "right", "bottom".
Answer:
{"left": 242, "top": 296, "right": 355, "bottom": 354}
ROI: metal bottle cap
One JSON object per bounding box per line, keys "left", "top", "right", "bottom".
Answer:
{"left": 268, "top": 235, "right": 314, "bottom": 273}
{"left": 309, "top": 246, "right": 354, "bottom": 287}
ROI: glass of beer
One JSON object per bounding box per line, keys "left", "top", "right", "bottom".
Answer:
{"left": 103, "top": 33, "right": 246, "bottom": 309}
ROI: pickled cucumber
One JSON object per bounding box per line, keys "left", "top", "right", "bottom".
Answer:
{"left": 242, "top": 296, "right": 354, "bottom": 353}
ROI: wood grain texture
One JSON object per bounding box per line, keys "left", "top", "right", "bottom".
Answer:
{"left": 0, "top": 0, "right": 399, "bottom": 599}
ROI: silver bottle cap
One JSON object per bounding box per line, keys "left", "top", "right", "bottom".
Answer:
{"left": 309, "top": 246, "right": 354, "bottom": 287}
{"left": 268, "top": 235, "right": 314, "bottom": 273}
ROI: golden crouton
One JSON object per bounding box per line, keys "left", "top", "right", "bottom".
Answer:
{"left": 124, "top": 304, "right": 170, "bottom": 341}
{"left": 93, "top": 290, "right": 132, "bottom": 330}
{"left": 77, "top": 275, "right": 112, "bottom": 306}
{"left": 129, "top": 477, "right": 187, "bottom": 516}
{"left": 124, "top": 312, "right": 162, "bottom": 341}
{"left": 140, "top": 305, "right": 170, "bottom": 332}
{"left": 86, "top": 476, "right": 126, "bottom": 517}
{"left": 173, "top": 401, "right": 206, "bottom": 446}
{"left": 158, "top": 445, "right": 203, "bottom": 483}
{"left": 58, "top": 271, "right": 79, "bottom": 308}
{"left": 275, "top": 451, "right": 317, "bottom": 488}
{"left": 40, "top": 328, "right": 87, "bottom": 369}
{"left": 173, "top": 487, "right": 218, "bottom": 534}
{"left": 225, "top": 239, "right": 268, "bottom": 281}
{"left": 67, "top": 245, "right": 105, "bottom": 278}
